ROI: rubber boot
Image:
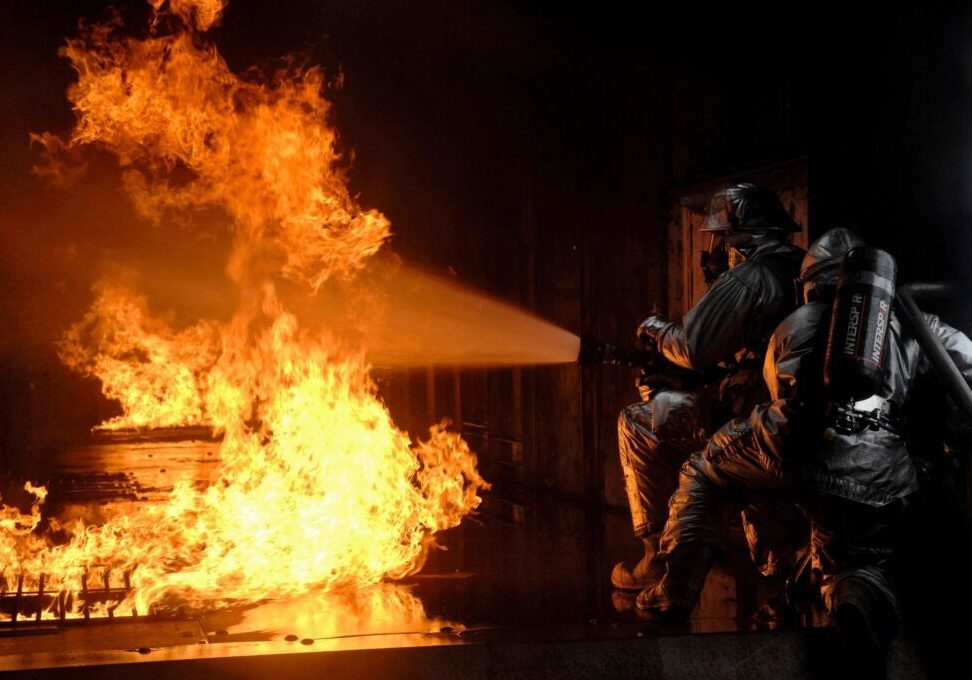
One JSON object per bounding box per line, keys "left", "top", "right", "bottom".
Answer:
{"left": 834, "top": 601, "right": 887, "bottom": 680}
{"left": 611, "top": 535, "right": 660, "bottom": 591}
{"left": 750, "top": 572, "right": 796, "bottom": 630}
{"left": 636, "top": 544, "right": 715, "bottom": 621}
{"left": 832, "top": 579, "right": 893, "bottom": 680}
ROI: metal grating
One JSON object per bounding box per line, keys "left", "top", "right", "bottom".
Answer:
{"left": 0, "top": 570, "right": 135, "bottom": 626}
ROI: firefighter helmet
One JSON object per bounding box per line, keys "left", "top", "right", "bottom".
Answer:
{"left": 701, "top": 182, "right": 801, "bottom": 233}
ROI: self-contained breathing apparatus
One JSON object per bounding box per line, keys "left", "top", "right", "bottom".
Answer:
{"left": 823, "top": 246, "right": 900, "bottom": 437}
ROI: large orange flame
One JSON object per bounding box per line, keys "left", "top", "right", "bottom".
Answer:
{"left": 58, "top": 279, "right": 220, "bottom": 431}
{"left": 2, "top": 0, "right": 487, "bottom": 620}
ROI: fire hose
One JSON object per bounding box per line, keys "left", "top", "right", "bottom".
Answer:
{"left": 895, "top": 282, "right": 972, "bottom": 422}
{"left": 895, "top": 282, "right": 972, "bottom": 539}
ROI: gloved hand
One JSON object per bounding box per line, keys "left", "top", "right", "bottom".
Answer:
{"left": 636, "top": 369, "right": 655, "bottom": 402}
{"left": 635, "top": 370, "right": 678, "bottom": 402}
{"left": 636, "top": 315, "right": 669, "bottom": 346}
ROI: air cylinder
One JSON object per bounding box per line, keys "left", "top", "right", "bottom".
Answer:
{"left": 824, "top": 246, "right": 897, "bottom": 400}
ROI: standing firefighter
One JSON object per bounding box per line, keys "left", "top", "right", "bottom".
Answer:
{"left": 613, "top": 182, "right": 805, "bottom": 590}
{"left": 640, "top": 228, "right": 972, "bottom": 676}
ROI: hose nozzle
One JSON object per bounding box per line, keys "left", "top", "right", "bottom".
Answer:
{"left": 577, "top": 336, "right": 656, "bottom": 368}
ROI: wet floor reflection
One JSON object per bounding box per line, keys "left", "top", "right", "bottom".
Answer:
{"left": 188, "top": 585, "right": 441, "bottom": 644}
{"left": 411, "top": 493, "right": 756, "bottom": 634}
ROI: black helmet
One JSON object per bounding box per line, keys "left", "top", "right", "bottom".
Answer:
{"left": 701, "top": 182, "right": 801, "bottom": 233}
{"left": 796, "top": 227, "right": 866, "bottom": 303}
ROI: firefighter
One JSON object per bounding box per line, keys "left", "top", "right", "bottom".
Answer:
{"left": 613, "top": 182, "right": 805, "bottom": 590}
{"left": 639, "top": 228, "right": 972, "bottom": 677}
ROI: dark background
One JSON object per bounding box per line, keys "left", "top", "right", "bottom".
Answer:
{"left": 1, "top": 0, "right": 971, "bottom": 510}
{"left": 3, "top": 2, "right": 972, "bottom": 671}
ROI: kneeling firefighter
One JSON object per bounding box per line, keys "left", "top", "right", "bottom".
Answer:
{"left": 640, "top": 228, "right": 972, "bottom": 676}
{"left": 613, "top": 182, "right": 805, "bottom": 590}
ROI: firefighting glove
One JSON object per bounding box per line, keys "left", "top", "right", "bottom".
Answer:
{"left": 636, "top": 369, "right": 679, "bottom": 402}
{"left": 636, "top": 315, "right": 670, "bottom": 346}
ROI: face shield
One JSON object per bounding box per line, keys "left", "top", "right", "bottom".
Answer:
{"left": 699, "top": 232, "right": 729, "bottom": 283}
{"left": 700, "top": 191, "right": 735, "bottom": 276}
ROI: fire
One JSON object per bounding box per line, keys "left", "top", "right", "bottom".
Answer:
{"left": 1, "top": 0, "right": 487, "bottom": 619}
{"left": 148, "top": 0, "right": 226, "bottom": 30}
{"left": 228, "top": 584, "right": 451, "bottom": 643}
{"left": 54, "top": 0, "right": 389, "bottom": 290}
{"left": 58, "top": 279, "right": 220, "bottom": 431}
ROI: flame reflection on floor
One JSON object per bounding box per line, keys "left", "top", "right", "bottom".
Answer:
{"left": 13, "top": 438, "right": 813, "bottom": 636}
{"left": 0, "top": 434, "right": 838, "bottom": 675}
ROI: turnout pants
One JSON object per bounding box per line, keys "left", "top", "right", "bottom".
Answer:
{"left": 617, "top": 390, "right": 706, "bottom": 537}
{"left": 655, "top": 417, "right": 900, "bottom": 618}
{"left": 618, "top": 389, "right": 805, "bottom": 576}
